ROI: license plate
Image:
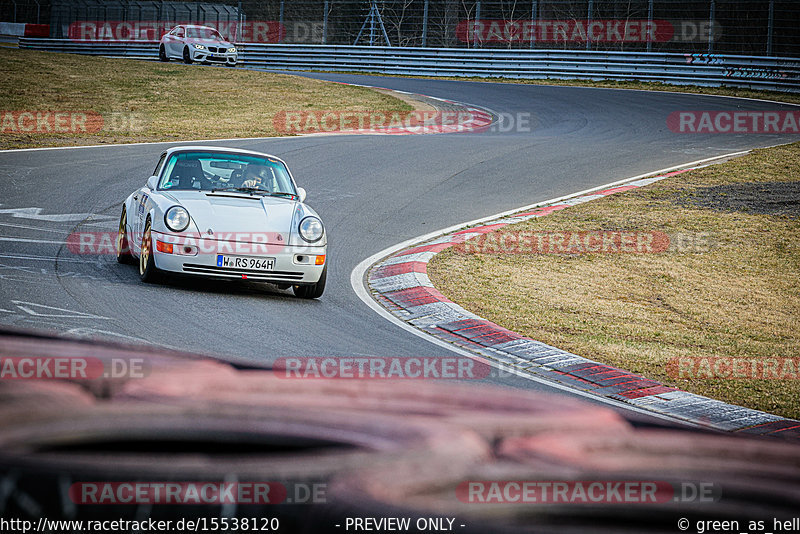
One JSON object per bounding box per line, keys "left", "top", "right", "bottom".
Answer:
{"left": 217, "top": 255, "right": 275, "bottom": 271}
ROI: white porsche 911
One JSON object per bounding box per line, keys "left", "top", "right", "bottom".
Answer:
{"left": 116, "top": 146, "right": 327, "bottom": 299}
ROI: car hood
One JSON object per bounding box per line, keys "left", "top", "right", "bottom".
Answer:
{"left": 164, "top": 191, "right": 295, "bottom": 244}
{"left": 189, "top": 38, "right": 232, "bottom": 46}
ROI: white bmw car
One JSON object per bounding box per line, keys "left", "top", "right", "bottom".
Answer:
{"left": 159, "top": 24, "right": 237, "bottom": 66}
{"left": 116, "top": 146, "right": 327, "bottom": 299}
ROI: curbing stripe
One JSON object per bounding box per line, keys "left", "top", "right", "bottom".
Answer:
{"left": 363, "top": 160, "right": 800, "bottom": 440}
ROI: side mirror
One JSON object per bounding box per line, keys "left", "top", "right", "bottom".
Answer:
{"left": 296, "top": 187, "right": 307, "bottom": 203}
{"left": 146, "top": 176, "right": 158, "bottom": 190}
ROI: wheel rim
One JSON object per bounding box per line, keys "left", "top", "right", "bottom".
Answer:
{"left": 116, "top": 212, "right": 126, "bottom": 257}
{"left": 139, "top": 229, "right": 150, "bottom": 276}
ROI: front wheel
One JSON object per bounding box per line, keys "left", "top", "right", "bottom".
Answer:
{"left": 116, "top": 207, "right": 134, "bottom": 264}
{"left": 139, "top": 220, "right": 161, "bottom": 283}
{"left": 293, "top": 263, "right": 326, "bottom": 299}
{"left": 159, "top": 45, "right": 168, "bottom": 62}
{"left": 183, "top": 47, "right": 193, "bottom": 64}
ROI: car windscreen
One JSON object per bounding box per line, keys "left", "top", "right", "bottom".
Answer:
{"left": 159, "top": 152, "right": 296, "bottom": 195}
{"left": 186, "top": 27, "right": 224, "bottom": 40}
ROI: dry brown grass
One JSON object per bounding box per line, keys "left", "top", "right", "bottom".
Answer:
{"left": 428, "top": 142, "right": 800, "bottom": 419}
{"left": 0, "top": 48, "right": 412, "bottom": 149}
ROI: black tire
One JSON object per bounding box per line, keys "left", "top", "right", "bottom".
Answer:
{"left": 138, "top": 220, "right": 161, "bottom": 283}
{"left": 116, "top": 207, "right": 134, "bottom": 264}
{"left": 293, "top": 263, "right": 326, "bottom": 299}
{"left": 182, "top": 46, "right": 192, "bottom": 64}
{"left": 158, "top": 44, "right": 168, "bottom": 62}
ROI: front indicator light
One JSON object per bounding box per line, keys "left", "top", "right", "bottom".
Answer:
{"left": 156, "top": 241, "right": 173, "bottom": 254}
{"left": 315, "top": 255, "right": 326, "bottom": 265}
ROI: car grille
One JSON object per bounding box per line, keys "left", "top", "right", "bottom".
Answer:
{"left": 182, "top": 263, "right": 304, "bottom": 281}
{"left": 209, "top": 46, "right": 227, "bottom": 53}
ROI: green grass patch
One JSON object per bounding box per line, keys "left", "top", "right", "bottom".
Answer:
{"left": 0, "top": 48, "right": 412, "bottom": 149}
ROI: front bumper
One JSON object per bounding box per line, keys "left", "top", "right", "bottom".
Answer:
{"left": 192, "top": 48, "right": 237, "bottom": 65}
{"left": 151, "top": 231, "right": 325, "bottom": 284}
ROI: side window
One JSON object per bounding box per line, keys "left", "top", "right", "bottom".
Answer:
{"left": 159, "top": 155, "right": 178, "bottom": 189}
{"left": 153, "top": 153, "right": 166, "bottom": 178}
{"left": 177, "top": 28, "right": 185, "bottom": 38}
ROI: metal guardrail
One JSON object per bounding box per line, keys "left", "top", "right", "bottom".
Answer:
{"left": 19, "top": 38, "right": 800, "bottom": 92}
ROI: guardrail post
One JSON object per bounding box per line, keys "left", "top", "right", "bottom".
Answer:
{"left": 279, "top": 0, "right": 285, "bottom": 36}
{"left": 323, "top": 0, "right": 329, "bottom": 45}
{"left": 422, "top": 0, "right": 429, "bottom": 47}
{"left": 646, "top": 0, "right": 654, "bottom": 52}
{"left": 530, "top": 0, "right": 538, "bottom": 49}
{"left": 237, "top": 0, "right": 242, "bottom": 42}
{"left": 586, "top": 0, "right": 594, "bottom": 51}
{"left": 708, "top": 0, "right": 715, "bottom": 53}
{"left": 766, "top": 0, "right": 774, "bottom": 56}
{"left": 473, "top": 0, "right": 481, "bottom": 48}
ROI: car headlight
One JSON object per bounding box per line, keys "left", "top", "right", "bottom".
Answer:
{"left": 298, "top": 216, "right": 324, "bottom": 243}
{"left": 228, "top": 47, "right": 236, "bottom": 53}
{"left": 194, "top": 44, "right": 206, "bottom": 50}
{"left": 165, "top": 206, "right": 190, "bottom": 232}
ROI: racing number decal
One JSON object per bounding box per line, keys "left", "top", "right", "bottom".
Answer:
{"left": 135, "top": 192, "right": 149, "bottom": 244}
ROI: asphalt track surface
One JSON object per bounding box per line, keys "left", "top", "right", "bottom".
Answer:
{"left": 1, "top": 73, "right": 798, "bottom": 425}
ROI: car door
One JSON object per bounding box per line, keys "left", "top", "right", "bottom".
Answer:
{"left": 131, "top": 154, "right": 165, "bottom": 253}
{"left": 167, "top": 26, "right": 184, "bottom": 57}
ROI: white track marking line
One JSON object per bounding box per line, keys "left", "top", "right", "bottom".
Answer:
{"left": 0, "top": 237, "right": 65, "bottom": 244}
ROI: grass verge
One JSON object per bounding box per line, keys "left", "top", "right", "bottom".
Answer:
{"left": 428, "top": 142, "right": 800, "bottom": 419}
{"left": 0, "top": 48, "right": 412, "bottom": 149}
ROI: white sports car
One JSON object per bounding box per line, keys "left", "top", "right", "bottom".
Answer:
{"left": 159, "top": 24, "right": 237, "bottom": 66}
{"left": 116, "top": 146, "right": 327, "bottom": 299}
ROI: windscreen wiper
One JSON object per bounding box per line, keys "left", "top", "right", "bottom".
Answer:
{"left": 210, "top": 187, "right": 270, "bottom": 195}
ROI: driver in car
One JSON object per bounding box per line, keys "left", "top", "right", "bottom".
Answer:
{"left": 240, "top": 164, "right": 272, "bottom": 190}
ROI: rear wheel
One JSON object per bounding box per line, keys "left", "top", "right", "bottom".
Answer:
{"left": 182, "top": 46, "right": 192, "bottom": 64}
{"left": 116, "top": 207, "right": 134, "bottom": 264}
{"left": 159, "top": 45, "right": 168, "bottom": 62}
{"left": 139, "top": 220, "right": 161, "bottom": 283}
{"left": 293, "top": 263, "right": 326, "bottom": 299}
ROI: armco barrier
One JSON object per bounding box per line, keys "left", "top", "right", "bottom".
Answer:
{"left": 18, "top": 38, "right": 800, "bottom": 92}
